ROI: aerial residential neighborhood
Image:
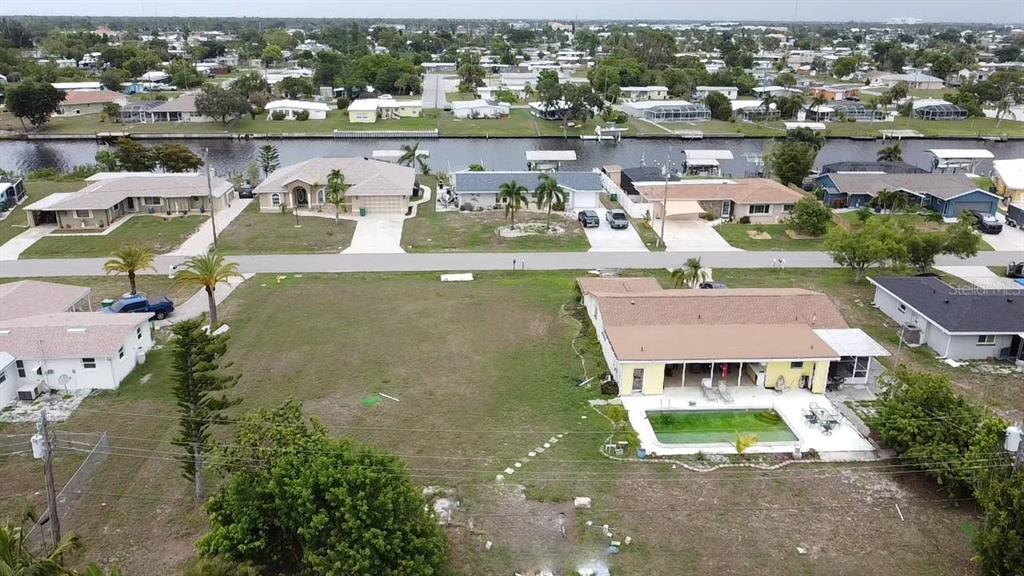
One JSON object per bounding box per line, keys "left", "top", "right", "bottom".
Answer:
{"left": 0, "top": 4, "right": 1022, "bottom": 576}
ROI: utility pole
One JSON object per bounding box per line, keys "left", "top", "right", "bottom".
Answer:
{"left": 38, "top": 410, "right": 61, "bottom": 548}
{"left": 658, "top": 149, "right": 672, "bottom": 249}
{"left": 204, "top": 148, "right": 219, "bottom": 250}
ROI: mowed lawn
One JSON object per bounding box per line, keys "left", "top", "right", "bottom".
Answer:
{"left": 402, "top": 202, "right": 590, "bottom": 252}
{"left": 20, "top": 215, "right": 206, "bottom": 259}
{"left": 0, "top": 271, "right": 984, "bottom": 576}
{"left": 715, "top": 222, "right": 828, "bottom": 251}
{"left": 0, "top": 180, "right": 86, "bottom": 245}
{"left": 234, "top": 108, "right": 440, "bottom": 133}
{"left": 215, "top": 202, "right": 356, "bottom": 254}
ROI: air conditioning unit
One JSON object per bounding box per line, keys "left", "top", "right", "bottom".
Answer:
{"left": 903, "top": 325, "right": 923, "bottom": 347}
{"left": 17, "top": 384, "right": 41, "bottom": 402}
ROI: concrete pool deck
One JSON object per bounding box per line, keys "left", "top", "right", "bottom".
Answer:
{"left": 621, "top": 386, "right": 874, "bottom": 456}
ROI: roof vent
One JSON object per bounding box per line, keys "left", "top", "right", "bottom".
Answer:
{"left": 67, "top": 327, "right": 87, "bottom": 333}
{"left": 630, "top": 300, "right": 636, "bottom": 306}
{"left": 944, "top": 299, "right": 950, "bottom": 304}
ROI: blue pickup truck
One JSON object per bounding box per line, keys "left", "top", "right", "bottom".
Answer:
{"left": 104, "top": 294, "right": 175, "bottom": 320}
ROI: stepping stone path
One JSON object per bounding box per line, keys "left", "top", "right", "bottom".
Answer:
{"left": 496, "top": 434, "right": 565, "bottom": 479}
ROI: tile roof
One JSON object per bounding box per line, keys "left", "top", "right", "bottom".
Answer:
{"left": 577, "top": 277, "right": 663, "bottom": 295}
{"left": 25, "top": 174, "right": 231, "bottom": 211}
{"left": 633, "top": 178, "right": 805, "bottom": 204}
{"left": 61, "top": 90, "right": 125, "bottom": 106}
{"left": 454, "top": 171, "right": 602, "bottom": 193}
{"left": 605, "top": 324, "right": 839, "bottom": 362}
{"left": 0, "top": 280, "right": 91, "bottom": 321}
{"left": 825, "top": 173, "right": 982, "bottom": 200}
{"left": 254, "top": 157, "right": 415, "bottom": 198}
{"left": 870, "top": 276, "right": 1024, "bottom": 333}
{"left": 0, "top": 312, "right": 149, "bottom": 359}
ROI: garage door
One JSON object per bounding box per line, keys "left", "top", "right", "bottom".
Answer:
{"left": 951, "top": 201, "right": 994, "bottom": 216}
{"left": 354, "top": 195, "right": 407, "bottom": 215}
{"left": 572, "top": 190, "right": 599, "bottom": 209}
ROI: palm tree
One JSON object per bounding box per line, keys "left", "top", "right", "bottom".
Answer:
{"left": 324, "top": 169, "right": 350, "bottom": 225}
{"left": 734, "top": 433, "right": 758, "bottom": 455}
{"left": 172, "top": 251, "right": 241, "bottom": 329}
{"left": 876, "top": 142, "right": 903, "bottom": 162}
{"left": 669, "top": 257, "right": 706, "bottom": 289}
{"left": 398, "top": 142, "right": 430, "bottom": 175}
{"left": 497, "top": 180, "right": 529, "bottom": 229}
{"left": 808, "top": 94, "right": 828, "bottom": 120}
{"left": 533, "top": 174, "right": 565, "bottom": 230}
{"left": 103, "top": 245, "right": 156, "bottom": 295}
{"left": 759, "top": 94, "right": 777, "bottom": 125}
{"left": 0, "top": 517, "right": 81, "bottom": 575}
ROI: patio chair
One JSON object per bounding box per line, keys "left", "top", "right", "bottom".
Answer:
{"left": 718, "top": 382, "right": 734, "bottom": 403}
{"left": 803, "top": 409, "right": 818, "bottom": 425}
{"left": 701, "top": 379, "right": 717, "bottom": 402}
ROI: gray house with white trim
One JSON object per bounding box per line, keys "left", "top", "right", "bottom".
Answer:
{"left": 869, "top": 276, "right": 1024, "bottom": 361}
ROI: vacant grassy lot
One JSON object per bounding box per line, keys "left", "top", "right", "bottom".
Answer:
{"left": 716, "top": 222, "right": 827, "bottom": 251}
{"left": 0, "top": 271, "right": 989, "bottom": 575}
{"left": 0, "top": 180, "right": 86, "bottom": 245}
{"left": 215, "top": 202, "right": 355, "bottom": 254}
{"left": 21, "top": 215, "right": 205, "bottom": 259}
{"left": 402, "top": 202, "right": 590, "bottom": 252}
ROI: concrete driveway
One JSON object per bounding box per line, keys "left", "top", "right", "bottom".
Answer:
{"left": 653, "top": 218, "right": 740, "bottom": 252}
{"left": 581, "top": 209, "right": 648, "bottom": 252}
{"left": 0, "top": 224, "right": 56, "bottom": 260}
{"left": 422, "top": 74, "right": 459, "bottom": 110}
{"left": 934, "top": 265, "right": 1022, "bottom": 290}
{"left": 343, "top": 216, "right": 405, "bottom": 254}
{"left": 982, "top": 215, "right": 1024, "bottom": 252}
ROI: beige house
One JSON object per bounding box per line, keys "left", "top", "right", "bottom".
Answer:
{"left": 255, "top": 157, "right": 417, "bottom": 215}
{"left": 633, "top": 178, "right": 807, "bottom": 223}
{"left": 23, "top": 173, "right": 233, "bottom": 230}
{"left": 56, "top": 89, "right": 127, "bottom": 116}
{"left": 347, "top": 96, "right": 423, "bottom": 124}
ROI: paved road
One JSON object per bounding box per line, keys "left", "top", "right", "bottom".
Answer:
{"left": 1, "top": 250, "right": 1019, "bottom": 278}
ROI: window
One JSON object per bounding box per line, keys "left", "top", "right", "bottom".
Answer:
{"left": 82, "top": 357, "right": 97, "bottom": 369}
{"left": 143, "top": 197, "right": 162, "bottom": 206}
{"left": 748, "top": 204, "right": 771, "bottom": 215}
{"left": 790, "top": 361, "right": 804, "bottom": 369}
{"left": 271, "top": 193, "right": 281, "bottom": 207}
{"left": 977, "top": 335, "right": 996, "bottom": 346}
{"left": 0, "top": 372, "right": 5, "bottom": 385}
{"left": 897, "top": 303, "right": 907, "bottom": 313}
{"left": 74, "top": 210, "right": 91, "bottom": 219}
{"left": 137, "top": 326, "right": 143, "bottom": 339}
{"left": 16, "top": 360, "right": 25, "bottom": 378}
{"left": 782, "top": 204, "right": 795, "bottom": 213}
{"left": 118, "top": 346, "right": 125, "bottom": 359}
{"left": 317, "top": 190, "right": 326, "bottom": 204}
{"left": 631, "top": 368, "right": 644, "bottom": 393}
{"left": 854, "top": 356, "right": 869, "bottom": 379}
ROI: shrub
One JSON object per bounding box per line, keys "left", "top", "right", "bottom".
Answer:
{"left": 335, "top": 96, "right": 350, "bottom": 110}
{"left": 600, "top": 378, "right": 619, "bottom": 396}
{"left": 270, "top": 110, "right": 286, "bottom": 121}
{"left": 831, "top": 198, "right": 847, "bottom": 209}
{"left": 699, "top": 212, "right": 716, "bottom": 221}
{"left": 785, "top": 197, "right": 832, "bottom": 237}
{"left": 738, "top": 215, "right": 751, "bottom": 224}
{"left": 26, "top": 167, "right": 61, "bottom": 180}
{"left": 295, "top": 110, "right": 309, "bottom": 121}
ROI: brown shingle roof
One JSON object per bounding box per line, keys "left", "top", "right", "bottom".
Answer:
{"left": 827, "top": 173, "right": 981, "bottom": 200}
{"left": 0, "top": 280, "right": 91, "bottom": 321}
{"left": 605, "top": 324, "right": 839, "bottom": 361}
{"left": 0, "top": 312, "right": 148, "bottom": 358}
{"left": 577, "top": 277, "right": 662, "bottom": 295}
{"left": 634, "top": 178, "right": 805, "bottom": 204}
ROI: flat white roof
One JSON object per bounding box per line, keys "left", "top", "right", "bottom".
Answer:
{"left": 927, "top": 149, "right": 996, "bottom": 160}
{"left": 348, "top": 99, "right": 381, "bottom": 111}
{"left": 621, "top": 85, "right": 669, "bottom": 92}
{"left": 684, "top": 150, "right": 734, "bottom": 161}
{"left": 265, "top": 99, "right": 331, "bottom": 112}
{"left": 525, "top": 150, "right": 577, "bottom": 162}
{"left": 784, "top": 121, "right": 827, "bottom": 131}
{"left": 993, "top": 159, "right": 1024, "bottom": 189}
{"left": 813, "top": 329, "right": 890, "bottom": 358}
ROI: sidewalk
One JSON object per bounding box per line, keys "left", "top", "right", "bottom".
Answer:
{"left": 0, "top": 224, "right": 56, "bottom": 260}
{"left": 154, "top": 273, "right": 253, "bottom": 328}
{"left": 169, "top": 198, "right": 252, "bottom": 257}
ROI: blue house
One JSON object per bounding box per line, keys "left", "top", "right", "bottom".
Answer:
{"left": 813, "top": 173, "right": 999, "bottom": 218}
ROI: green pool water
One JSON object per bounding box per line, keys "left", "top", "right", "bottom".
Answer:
{"left": 647, "top": 409, "right": 798, "bottom": 445}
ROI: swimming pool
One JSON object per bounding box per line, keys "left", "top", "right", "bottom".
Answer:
{"left": 646, "top": 408, "right": 799, "bottom": 445}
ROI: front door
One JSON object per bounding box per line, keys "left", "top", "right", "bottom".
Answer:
{"left": 126, "top": 197, "right": 136, "bottom": 212}
{"left": 631, "top": 368, "right": 644, "bottom": 393}
{"left": 295, "top": 187, "right": 309, "bottom": 207}
{"left": 721, "top": 200, "right": 732, "bottom": 219}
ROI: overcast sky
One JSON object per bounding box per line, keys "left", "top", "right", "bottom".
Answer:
{"left": 1, "top": 0, "right": 1022, "bottom": 24}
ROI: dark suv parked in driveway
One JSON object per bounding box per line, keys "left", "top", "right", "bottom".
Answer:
{"left": 577, "top": 210, "right": 600, "bottom": 228}
{"left": 968, "top": 210, "right": 1003, "bottom": 234}
{"left": 605, "top": 209, "right": 629, "bottom": 229}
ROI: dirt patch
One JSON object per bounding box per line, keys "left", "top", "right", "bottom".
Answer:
{"left": 784, "top": 229, "right": 822, "bottom": 240}
{"left": 498, "top": 222, "right": 567, "bottom": 238}
{"left": 746, "top": 230, "right": 772, "bottom": 240}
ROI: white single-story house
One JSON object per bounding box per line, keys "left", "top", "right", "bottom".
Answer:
{"left": 56, "top": 89, "right": 127, "bottom": 116}
{"left": 869, "top": 276, "right": 1024, "bottom": 361}
{"left": 451, "top": 99, "right": 510, "bottom": 119}
{"left": 255, "top": 157, "right": 417, "bottom": 215}
{"left": 453, "top": 170, "right": 602, "bottom": 210}
{"left": 620, "top": 86, "right": 669, "bottom": 101}
{"left": 23, "top": 173, "right": 234, "bottom": 230}
{"left": 265, "top": 99, "right": 330, "bottom": 120}
{"left": 695, "top": 86, "right": 739, "bottom": 100}
{"left": 347, "top": 95, "right": 423, "bottom": 123}
{"left": 0, "top": 280, "right": 154, "bottom": 408}
{"left": 622, "top": 99, "right": 711, "bottom": 122}
{"left": 51, "top": 81, "right": 102, "bottom": 91}
{"left": 868, "top": 71, "right": 945, "bottom": 90}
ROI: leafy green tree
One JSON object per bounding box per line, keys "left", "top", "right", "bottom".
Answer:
{"left": 560, "top": 83, "right": 602, "bottom": 127}
{"left": 942, "top": 212, "right": 983, "bottom": 260}
{"left": 229, "top": 72, "right": 271, "bottom": 99}
{"left": 498, "top": 180, "right": 529, "bottom": 229}
{"left": 785, "top": 197, "right": 832, "bottom": 237}
{"left": 533, "top": 173, "right": 565, "bottom": 230}
{"left": 197, "top": 402, "right": 447, "bottom": 575}
{"left": 787, "top": 126, "right": 826, "bottom": 152}
{"left": 113, "top": 138, "right": 157, "bottom": 172}
{"left": 276, "top": 77, "right": 314, "bottom": 99}
{"left": 467, "top": 163, "right": 485, "bottom": 172}
{"left": 703, "top": 90, "right": 733, "bottom": 121}
{"left": 195, "top": 84, "right": 251, "bottom": 124}
{"left": 830, "top": 57, "right": 859, "bottom": 79}
{"left": 153, "top": 143, "right": 203, "bottom": 173}
{"left": 99, "top": 68, "right": 126, "bottom": 91}
{"left": 904, "top": 232, "right": 950, "bottom": 274}
{"left": 767, "top": 141, "right": 816, "bottom": 187}
{"left": 101, "top": 102, "right": 122, "bottom": 124}
{"left": 261, "top": 44, "right": 283, "bottom": 66}
{"left": 876, "top": 143, "right": 903, "bottom": 162}
{"left": 103, "top": 245, "right": 156, "bottom": 295}
{"left": 5, "top": 80, "right": 65, "bottom": 130}
{"left": 95, "top": 149, "right": 119, "bottom": 171}
{"left": 456, "top": 53, "right": 485, "bottom": 92}
{"left": 169, "top": 58, "right": 202, "bottom": 90}
{"left": 970, "top": 418, "right": 1024, "bottom": 576}
{"left": 169, "top": 315, "right": 239, "bottom": 501}
{"left": 173, "top": 251, "right": 242, "bottom": 329}
{"left": 183, "top": 556, "right": 259, "bottom": 576}
{"left": 324, "top": 169, "right": 350, "bottom": 224}
{"left": 824, "top": 217, "right": 907, "bottom": 281}
{"left": 257, "top": 144, "right": 280, "bottom": 177}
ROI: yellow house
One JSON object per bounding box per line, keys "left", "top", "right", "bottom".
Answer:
{"left": 578, "top": 277, "right": 888, "bottom": 398}
{"left": 992, "top": 159, "right": 1024, "bottom": 203}
{"left": 347, "top": 96, "right": 423, "bottom": 124}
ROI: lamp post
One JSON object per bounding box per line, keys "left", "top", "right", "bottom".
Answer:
{"left": 204, "top": 148, "right": 219, "bottom": 250}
